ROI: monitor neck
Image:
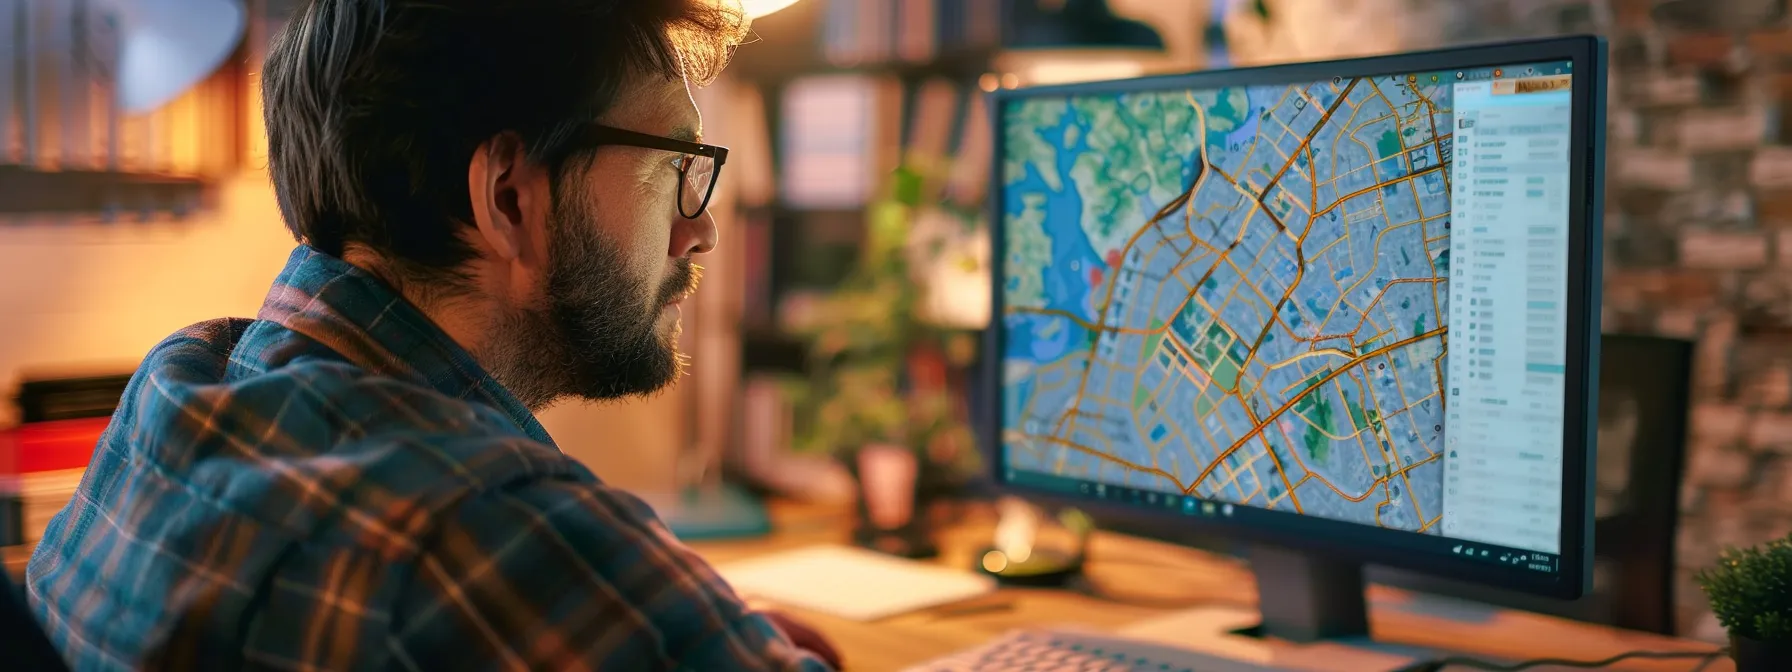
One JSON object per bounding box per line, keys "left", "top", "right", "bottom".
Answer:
{"left": 1234, "top": 544, "right": 1370, "bottom": 643}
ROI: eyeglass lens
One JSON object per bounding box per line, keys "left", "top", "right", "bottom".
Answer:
{"left": 680, "top": 155, "right": 717, "bottom": 219}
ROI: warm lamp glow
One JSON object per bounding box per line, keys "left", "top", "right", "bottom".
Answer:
{"left": 981, "top": 550, "right": 1010, "bottom": 573}
{"left": 996, "top": 49, "right": 1164, "bottom": 87}
{"left": 742, "top": 0, "right": 803, "bottom": 19}
{"left": 1025, "top": 59, "right": 1144, "bottom": 85}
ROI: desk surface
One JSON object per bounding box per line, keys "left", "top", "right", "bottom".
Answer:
{"left": 691, "top": 501, "right": 1728, "bottom": 672}
{"left": 4, "top": 502, "right": 1728, "bottom": 672}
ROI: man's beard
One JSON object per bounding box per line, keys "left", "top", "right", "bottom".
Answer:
{"left": 488, "top": 189, "right": 698, "bottom": 409}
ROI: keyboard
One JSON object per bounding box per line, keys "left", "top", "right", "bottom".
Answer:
{"left": 903, "top": 628, "right": 1296, "bottom": 672}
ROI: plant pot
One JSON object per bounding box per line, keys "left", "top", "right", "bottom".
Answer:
{"left": 1732, "top": 634, "right": 1792, "bottom": 672}
{"left": 843, "top": 443, "right": 939, "bottom": 559}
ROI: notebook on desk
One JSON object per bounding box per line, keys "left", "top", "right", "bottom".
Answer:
{"left": 716, "top": 545, "right": 997, "bottom": 621}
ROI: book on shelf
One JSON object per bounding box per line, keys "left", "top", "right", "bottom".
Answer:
{"left": 944, "top": 88, "right": 992, "bottom": 206}
{"left": 741, "top": 209, "right": 777, "bottom": 328}
{"left": 727, "top": 83, "right": 778, "bottom": 210}
{"left": 778, "top": 73, "right": 903, "bottom": 210}
{"left": 822, "top": 0, "right": 1001, "bottom": 67}
{"left": 1, "top": 374, "right": 131, "bottom": 547}
{"left": 0, "top": 418, "right": 101, "bottom": 547}
{"left": 904, "top": 78, "right": 959, "bottom": 164}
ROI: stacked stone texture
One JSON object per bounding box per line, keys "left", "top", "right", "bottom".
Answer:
{"left": 1419, "top": 0, "right": 1792, "bottom": 640}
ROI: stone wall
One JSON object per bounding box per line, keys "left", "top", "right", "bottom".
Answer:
{"left": 1440, "top": 0, "right": 1792, "bottom": 641}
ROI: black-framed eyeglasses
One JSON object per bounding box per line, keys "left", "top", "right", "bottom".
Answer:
{"left": 575, "top": 125, "right": 729, "bottom": 219}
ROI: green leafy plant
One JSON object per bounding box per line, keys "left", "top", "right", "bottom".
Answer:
{"left": 785, "top": 162, "right": 983, "bottom": 482}
{"left": 1697, "top": 532, "right": 1792, "bottom": 642}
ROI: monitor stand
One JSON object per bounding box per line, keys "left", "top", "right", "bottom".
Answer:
{"left": 1235, "top": 544, "right": 1371, "bottom": 642}
{"left": 1110, "top": 544, "right": 1490, "bottom": 670}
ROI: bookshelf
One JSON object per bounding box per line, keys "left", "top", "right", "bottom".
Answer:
{"left": 697, "top": 0, "right": 1193, "bottom": 515}
{"left": 728, "top": 0, "right": 1005, "bottom": 376}
{"left": 727, "top": 1, "right": 1195, "bottom": 366}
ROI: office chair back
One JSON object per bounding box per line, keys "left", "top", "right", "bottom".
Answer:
{"left": 1590, "top": 334, "right": 1694, "bottom": 634}
{"left": 1369, "top": 334, "right": 1694, "bottom": 635}
{"left": 2, "top": 565, "right": 71, "bottom": 671}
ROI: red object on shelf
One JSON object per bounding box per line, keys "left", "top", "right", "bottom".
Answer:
{"left": 0, "top": 418, "right": 107, "bottom": 476}
{"left": 1, "top": 418, "right": 107, "bottom": 546}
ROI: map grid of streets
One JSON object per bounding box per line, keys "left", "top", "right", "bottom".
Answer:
{"left": 1001, "top": 73, "right": 1455, "bottom": 534}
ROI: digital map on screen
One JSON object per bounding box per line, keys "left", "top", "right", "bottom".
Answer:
{"left": 1000, "top": 73, "right": 1455, "bottom": 533}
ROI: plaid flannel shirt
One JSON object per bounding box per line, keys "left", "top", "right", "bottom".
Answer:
{"left": 26, "top": 246, "right": 830, "bottom": 671}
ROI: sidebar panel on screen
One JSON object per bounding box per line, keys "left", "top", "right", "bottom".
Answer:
{"left": 1441, "top": 71, "right": 1572, "bottom": 559}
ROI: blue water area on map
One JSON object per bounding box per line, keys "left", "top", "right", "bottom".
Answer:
{"left": 1214, "top": 88, "right": 1261, "bottom": 164}
{"left": 1003, "top": 109, "right": 1104, "bottom": 368}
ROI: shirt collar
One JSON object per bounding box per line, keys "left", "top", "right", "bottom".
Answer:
{"left": 253, "top": 245, "right": 556, "bottom": 447}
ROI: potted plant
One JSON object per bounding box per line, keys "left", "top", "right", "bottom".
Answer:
{"left": 785, "top": 163, "right": 983, "bottom": 558}
{"left": 1696, "top": 532, "right": 1792, "bottom": 671}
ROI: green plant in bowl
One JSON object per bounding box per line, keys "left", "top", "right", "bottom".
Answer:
{"left": 1697, "top": 532, "right": 1792, "bottom": 670}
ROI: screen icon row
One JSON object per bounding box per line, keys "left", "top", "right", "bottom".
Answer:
{"left": 1073, "top": 482, "right": 1236, "bottom": 519}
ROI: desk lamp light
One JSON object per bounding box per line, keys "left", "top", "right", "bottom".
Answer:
{"left": 111, "top": 0, "right": 248, "bottom": 113}
{"left": 976, "top": 498, "right": 1091, "bottom": 587}
{"left": 741, "top": 0, "right": 805, "bottom": 20}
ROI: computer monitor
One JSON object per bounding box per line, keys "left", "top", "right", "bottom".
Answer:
{"left": 983, "top": 36, "right": 1606, "bottom": 642}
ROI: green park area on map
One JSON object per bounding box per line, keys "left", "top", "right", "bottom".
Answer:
{"left": 1001, "top": 73, "right": 1454, "bottom": 533}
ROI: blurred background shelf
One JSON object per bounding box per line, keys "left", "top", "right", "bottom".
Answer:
{"left": 0, "top": 0, "right": 252, "bottom": 219}
{"left": 0, "top": 167, "right": 211, "bottom": 218}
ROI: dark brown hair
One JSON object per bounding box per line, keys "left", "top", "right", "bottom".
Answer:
{"left": 261, "top": 0, "right": 747, "bottom": 284}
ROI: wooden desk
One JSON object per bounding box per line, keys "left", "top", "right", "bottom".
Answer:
{"left": 691, "top": 501, "right": 1729, "bottom": 672}
{"left": 5, "top": 502, "right": 1728, "bottom": 671}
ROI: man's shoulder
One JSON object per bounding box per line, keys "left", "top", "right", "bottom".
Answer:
{"left": 27, "top": 319, "right": 623, "bottom": 668}
{"left": 110, "top": 319, "right": 594, "bottom": 552}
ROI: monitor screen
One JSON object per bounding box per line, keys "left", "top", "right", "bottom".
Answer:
{"left": 996, "top": 59, "right": 1583, "bottom": 577}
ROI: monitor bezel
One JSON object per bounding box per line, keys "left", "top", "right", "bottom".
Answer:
{"left": 980, "top": 35, "right": 1605, "bottom": 600}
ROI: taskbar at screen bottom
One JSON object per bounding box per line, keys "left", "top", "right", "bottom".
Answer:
{"left": 1005, "top": 469, "right": 1561, "bottom": 576}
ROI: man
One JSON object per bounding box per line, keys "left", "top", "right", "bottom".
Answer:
{"left": 25, "top": 0, "right": 840, "bottom": 669}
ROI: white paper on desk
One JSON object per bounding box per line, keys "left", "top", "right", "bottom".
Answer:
{"left": 717, "top": 545, "right": 997, "bottom": 621}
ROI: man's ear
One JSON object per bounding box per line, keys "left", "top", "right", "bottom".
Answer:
{"left": 467, "top": 132, "right": 546, "bottom": 263}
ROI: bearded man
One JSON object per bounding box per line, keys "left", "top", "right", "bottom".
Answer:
{"left": 25, "top": 1, "right": 838, "bottom": 669}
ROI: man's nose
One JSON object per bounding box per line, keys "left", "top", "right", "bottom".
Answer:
{"left": 671, "top": 208, "right": 719, "bottom": 258}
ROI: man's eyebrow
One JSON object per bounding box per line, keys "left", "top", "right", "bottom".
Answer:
{"left": 669, "top": 125, "right": 700, "bottom": 143}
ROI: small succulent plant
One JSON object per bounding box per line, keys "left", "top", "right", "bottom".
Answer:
{"left": 1697, "top": 532, "right": 1792, "bottom": 642}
